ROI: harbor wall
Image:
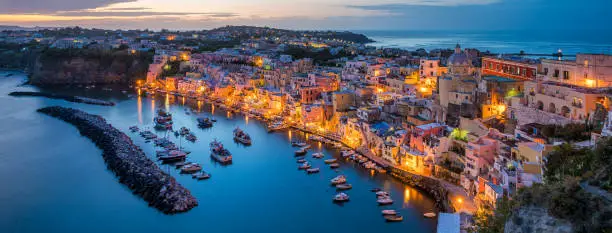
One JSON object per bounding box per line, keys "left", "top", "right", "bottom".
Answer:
{"left": 37, "top": 106, "right": 197, "bottom": 214}
{"left": 388, "top": 167, "right": 454, "bottom": 213}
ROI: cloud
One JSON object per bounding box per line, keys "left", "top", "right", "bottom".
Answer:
{"left": 0, "top": 0, "right": 137, "bottom": 13}
{"left": 53, "top": 10, "right": 237, "bottom": 18}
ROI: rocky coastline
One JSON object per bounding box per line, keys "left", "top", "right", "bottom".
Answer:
{"left": 37, "top": 106, "right": 198, "bottom": 214}
{"left": 10, "top": 91, "right": 115, "bottom": 106}
{"left": 389, "top": 167, "right": 454, "bottom": 213}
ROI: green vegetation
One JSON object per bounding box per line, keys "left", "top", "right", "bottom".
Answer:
{"left": 0, "top": 42, "right": 42, "bottom": 69}
{"left": 450, "top": 128, "right": 469, "bottom": 142}
{"left": 473, "top": 138, "right": 612, "bottom": 233}
{"left": 284, "top": 46, "right": 353, "bottom": 65}
{"left": 160, "top": 60, "right": 182, "bottom": 77}
{"left": 540, "top": 123, "right": 592, "bottom": 143}
{"left": 196, "top": 40, "right": 241, "bottom": 52}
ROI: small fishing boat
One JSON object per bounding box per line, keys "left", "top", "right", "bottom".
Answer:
{"left": 312, "top": 152, "right": 324, "bottom": 159}
{"left": 181, "top": 163, "right": 202, "bottom": 174}
{"left": 197, "top": 117, "right": 213, "bottom": 128}
{"left": 192, "top": 171, "right": 211, "bottom": 180}
{"left": 376, "top": 191, "right": 390, "bottom": 197}
{"left": 210, "top": 140, "right": 232, "bottom": 164}
{"left": 306, "top": 168, "right": 320, "bottom": 173}
{"left": 298, "top": 162, "right": 311, "bottom": 170}
{"left": 324, "top": 158, "right": 337, "bottom": 164}
{"left": 331, "top": 175, "right": 347, "bottom": 185}
{"left": 297, "top": 159, "right": 307, "bottom": 163}
{"left": 129, "top": 126, "right": 140, "bottom": 132}
{"left": 333, "top": 192, "right": 350, "bottom": 202}
{"left": 233, "top": 127, "right": 252, "bottom": 145}
{"left": 377, "top": 198, "right": 394, "bottom": 205}
{"left": 291, "top": 140, "right": 307, "bottom": 147}
{"left": 175, "top": 161, "right": 192, "bottom": 169}
{"left": 384, "top": 215, "right": 403, "bottom": 222}
{"left": 329, "top": 163, "right": 340, "bottom": 169}
{"left": 382, "top": 210, "right": 398, "bottom": 216}
{"left": 158, "top": 150, "right": 187, "bottom": 162}
{"left": 295, "top": 148, "right": 307, "bottom": 156}
{"left": 186, "top": 133, "right": 197, "bottom": 142}
{"left": 423, "top": 212, "right": 436, "bottom": 218}
{"left": 336, "top": 184, "right": 352, "bottom": 190}
{"left": 370, "top": 188, "right": 382, "bottom": 192}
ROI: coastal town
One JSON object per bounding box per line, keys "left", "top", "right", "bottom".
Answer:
{"left": 2, "top": 26, "right": 611, "bottom": 233}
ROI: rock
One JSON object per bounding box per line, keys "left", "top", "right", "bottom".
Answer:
{"left": 37, "top": 106, "right": 197, "bottom": 214}
{"left": 504, "top": 206, "right": 573, "bottom": 233}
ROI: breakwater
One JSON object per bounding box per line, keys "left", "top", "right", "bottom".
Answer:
{"left": 37, "top": 106, "right": 198, "bottom": 214}
{"left": 9, "top": 91, "right": 115, "bottom": 106}
{"left": 389, "top": 167, "right": 454, "bottom": 213}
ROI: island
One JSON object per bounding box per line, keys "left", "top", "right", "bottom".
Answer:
{"left": 37, "top": 106, "right": 198, "bottom": 214}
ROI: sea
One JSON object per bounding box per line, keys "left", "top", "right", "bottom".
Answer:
{"left": 357, "top": 30, "right": 612, "bottom": 55}
{"left": 0, "top": 72, "right": 437, "bottom": 233}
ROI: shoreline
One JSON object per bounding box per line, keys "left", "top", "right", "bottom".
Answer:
{"left": 144, "top": 90, "right": 455, "bottom": 213}
{"left": 9, "top": 91, "right": 115, "bottom": 106}
{"left": 37, "top": 106, "right": 198, "bottom": 214}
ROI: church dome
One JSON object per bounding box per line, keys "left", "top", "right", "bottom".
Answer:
{"left": 448, "top": 43, "right": 470, "bottom": 66}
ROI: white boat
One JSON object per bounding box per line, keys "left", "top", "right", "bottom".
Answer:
{"left": 330, "top": 175, "right": 347, "bottom": 185}
{"left": 377, "top": 198, "right": 394, "bottom": 205}
{"left": 306, "top": 168, "right": 320, "bottom": 173}
{"left": 329, "top": 163, "right": 340, "bottom": 169}
{"left": 333, "top": 192, "right": 350, "bottom": 202}
{"left": 181, "top": 163, "right": 202, "bottom": 174}
{"left": 192, "top": 171, "right": 211, "bottom": 180}
{"left": 385, "top": 215, "right": 403, "bottom": 222}
{"left": 298, "top": 162, "right": 311, "bottom": 170}
{"left": 295, "top": 148, "right": 307, "bottom": 156}
{"left": 312, "top": 152, "right": 324, "bottom": 159}
{"left": 336, "top": 184, "right": 352, "bottom": 190}
{"left": 382, "top": 210, "right": 398, "bottom": 216}
{"left": 324, "top": 158, "right": 337, "bottom": 164}
{"left": 297, "top": 159, "right": 307, "bottom": 163}
{"left": 423, "top": 212, "right": 437, "bottom": 218}
{"left": 376, "top": 191, "right": 389, "bottom": 197}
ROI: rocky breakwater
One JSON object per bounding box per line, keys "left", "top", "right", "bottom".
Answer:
{"left": 37, "top": 106, "right": 198, "bottom": 214}
{"left": 10, "top": 91, "right": 115, "bottom": 106}
{"left": 389, "top": 167, "right": 454, "bottom": 213}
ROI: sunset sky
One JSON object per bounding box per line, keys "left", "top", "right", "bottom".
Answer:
{"left": 1, "top": 0, "right": 610, "bottom": 30}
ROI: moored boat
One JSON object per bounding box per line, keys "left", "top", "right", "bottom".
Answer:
{"left": 192, "top": 171, "right": 211, "bottom": 180}
{"left": 210, "top": 140, "right": 232, "bottom": 164}
{"left": 306, "top": 168, "right": 320, "bottom": 173}
{"left": 233, "top": 127, "right": 252, "bottom": 145}
{"left": 329, "top": 163, "right": 340, "bottom": 169}
{"left": 377, "top": 198, "right": 394, "bottom": 205}
{"left": 331, "top": 175, "right": 347, "bottom": 185}
{"left": 180, "top": 163, "right": 202, "bottom": 174}
{"left": 291, "top": 140, "right": 307, "bottom": 147}
{"left": 324, "top": 158, "right": 337, "bottom": 164}
{"left": 295, "top": 148, "right": 307, "bottom": 156}
{"left": 312, "top": 152, "right": 324, "bottom": 159}
{"left": 185, "top": 133, "right": 197, "bottom": 142}
{"left": 333, "top": 192, "right": 350, "bottom": 202}
{"left": 297, "top": 159, "right": 307, "bottom": 163}
{"left": 298, "top": 162, "right": 311, "bottom": 170}
{"left": 384, "top": 215, "right": 403, "bottom": 222}
{"left": 197, "top": 117, "right": 213, "bottom": 128}
{"left": 336, "top": 184, "right": 352, "bottom": 190}
{"left": 129, "top": 125, "right": 140, "bottom": 132}
{"left": 382, "top": 210, "right": 398, "bottom": 216}
{"left": 423, "top": 212, "right": 437, "bottom": 218}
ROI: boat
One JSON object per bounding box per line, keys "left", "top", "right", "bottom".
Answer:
{"left": 376, "top": 191, "right": 390, "bottom": 197}
{"left": 377, "top": 198, "right": 394, "bottom": 205}
{"left": 384, "top": 215, "right": 403, "bottom": 222}
{"left": 267, "top": 121, "right": 285, "bottom": 132}
{"left": 324, "top": 158, "right": 337, "bottom": 164}
{"left": 382, "top": 210, "right": 398, "bottom": 216}
{"left": 341, "top": 150, "right": 354, "bottom": 158}
{"left": 154, "top": 109, "right": 173, "bottom": 130}
{"left": 336, "top": 184, "right": 352, "bottom": 190}
{"left": 298, "top": 162, "right": 311, "bottom": 170}
{"left": 233, "top": 127, "right": 252, "bottom": 145}
{"left": 297, "top": 159, "right": 307, "bottom": 163}
{"left": 180, "top": 163, "right": 202, "bottom": 174}
{"left": 185, "top": 133, "right": 197, "bottom": 142}
{"left": 329, "top": 163, "right": 340, "bottom": 169}
{"left": 306, "top": 168, "right": 320, "bottom": 173}
{"left": 333, "top": 192, "right": 350, "bottom": 202}
{"left": 175, "top": 161, "right": 192, "bottom": 169}
{"left": 129, "top": 126, "right": 139, "bottom": 132}
{"left": 192, "top": 171, "right": 211, "bottom": 180}
{"left": 291, "top": 140, "right": 307, "bottom": 147}
{"left": 179, "top": 127, "right": 190, "bottom": 136}
{"left": 210, "top": 140, "right": 233, "bottom": 164}
{"left": 312, "top": 152, "right": 324, "bottom": 159}
{"left": 295, "top": 148, "right": 307, "bottom": 156}
{"left": 197, "top": 117, "right": 214, "bottom": 128}
{"left": 158, "top": 150, "right": 187, "bottom": 162}
{"left": 370, "top": 188, "right": 382, "bottom": 192}
{"left": 423, "top": 212, "right": 437, "bottom": 218}
{"left": 330, "top": 175, "right": 347, "bottom": 185}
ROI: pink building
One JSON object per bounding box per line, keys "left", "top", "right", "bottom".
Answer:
{"left": 465, "top": 137, "right": 498, "bottom": 179}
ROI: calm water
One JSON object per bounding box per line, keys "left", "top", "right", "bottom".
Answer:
{"left": 0, "top": 72, "right": 437, "bottom": 233}
{"left": 358, "top": 30, "right": 612, "bottom": 55}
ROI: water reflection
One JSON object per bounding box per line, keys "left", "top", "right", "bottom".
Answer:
{"left": 137, "top": 95, "right": 143, "bottom": 124}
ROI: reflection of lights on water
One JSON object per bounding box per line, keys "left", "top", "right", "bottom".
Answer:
{"left": 137, "top": 95, "right": 143, "bottom": 124}
{"left": 165, "top": 94, "right": 170, "bottom": 112}
{"left": 288, "top": 130, "right": 292, "bottom": 140}
{"left": 197, "top": 100, "right": 202, "bottom": 112}
{"left": 404, "top": 187, "right": 411, "bottom": 204}
{"left": 182, "top": 96, "right": 185, "bottom": 105}
{"left": 370, "top": 169, "right": 375, "bottom": 177}
{"left": 211, "top": 105, "right": 215, "bottom": 114}
{"left": 151, "top": 99, "right": 156, "bottom": 120}
{"left": 245, "top": 115, "right": 249, "bottom": 125}
{"left": 226, "top": 111, "right": 231, "bottom": 118}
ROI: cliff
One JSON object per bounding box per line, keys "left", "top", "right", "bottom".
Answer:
{"left": 28, "top": 48, "right": 153, "bottom": 85}
{"left": 504, "top": 206, "right": 573, "bottom": 233}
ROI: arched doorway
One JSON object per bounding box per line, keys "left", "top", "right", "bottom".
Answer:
{"left": 537, "top": 101, "right": 544, "bottom": 110}
{"left": 561, "top": 106, "right": 570, "bottom": 117}
{"left": 549, "top": 103, "right": 556, "bottom": 113}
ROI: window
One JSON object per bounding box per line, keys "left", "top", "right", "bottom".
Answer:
{"left": 544, "top": 68, "right": 549, "bottom": 75}
{"left": 563, "top": 71, "right": 570, "bottom": 80}
{"left": 553, "top": 69, "right": 560, "bottom": 78}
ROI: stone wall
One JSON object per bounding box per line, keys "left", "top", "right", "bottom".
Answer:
{"left": 508, "top": 105, "right": 574, "bottom": 126}
{"left": 389, "top": 167, "right": 454, "bottom": 212}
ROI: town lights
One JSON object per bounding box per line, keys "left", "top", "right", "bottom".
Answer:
{"left": 496, "top": 105, "right": 506, "bottom": 114}
{"left": 585, "top": 79, "right": 595, "bottom": 87}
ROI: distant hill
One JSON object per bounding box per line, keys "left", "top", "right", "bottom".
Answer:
{"left": 0, "top": 25, "right": 57, "bottom": 31}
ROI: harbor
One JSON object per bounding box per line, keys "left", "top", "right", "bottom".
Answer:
{"left": 0, "top": 73, "right": 438, "bottom": 233}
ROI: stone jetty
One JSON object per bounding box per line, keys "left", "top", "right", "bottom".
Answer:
{"left": 38, "top": 106, "right": 197, "bottom": 214}
{"left": 10, "top": 91, "right": 115, "bottom": 106}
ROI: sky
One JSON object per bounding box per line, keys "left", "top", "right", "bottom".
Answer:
{"left": 1, "top": 0, "right": 611, "bottom": 30}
